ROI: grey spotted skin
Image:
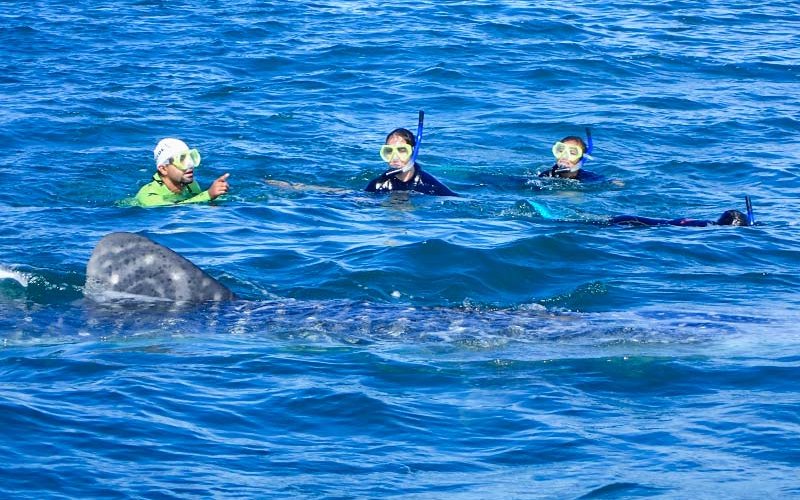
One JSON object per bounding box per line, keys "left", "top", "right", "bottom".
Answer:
{"left": 85, "top": 232, "right": 235, "bottom": 302}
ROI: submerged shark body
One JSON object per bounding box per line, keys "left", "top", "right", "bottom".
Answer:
{"left": 85, "top": 232, "right": 235, "bottom": 302}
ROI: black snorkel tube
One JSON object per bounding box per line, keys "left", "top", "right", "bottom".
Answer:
{"left": 745, "top": 195, "right": 755, "bottom": 226}
{"left": 384, "top": 110, "right": 424, "bottom": 178}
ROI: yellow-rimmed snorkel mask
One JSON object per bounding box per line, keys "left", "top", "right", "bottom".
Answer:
{"left": 154, "top": 138, "right": 201, "bottom": 171}
{"left": 379, "top": 144, "right": 413, "bottom": 162}
{"left": 169, "top": 149, "right": 201, "bottom": 171}
{"left": 551, "top": 141, "right": 584, "bottom": 163}
{"left": 551, "top": 129, "right": 594, "bottom": 173}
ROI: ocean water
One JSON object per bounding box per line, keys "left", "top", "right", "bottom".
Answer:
{"left": 2, "top": 0, "right": 800, "bottom": 497}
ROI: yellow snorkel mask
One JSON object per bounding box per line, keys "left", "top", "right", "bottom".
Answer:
{"left": 551, "top": 129, "right": 594, "bottom": 174}
{"left": 551, "top": 141, "right": 584, "bottom": 163}
{"left": 379, "top": 144, "right": 413, "bottom": 162}
{"left": 168, "top": 149, "right": 201, "bottom": 171}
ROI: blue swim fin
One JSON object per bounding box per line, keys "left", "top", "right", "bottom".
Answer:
{"left": 525, "top": 200, "right": 555, "bottom": 219}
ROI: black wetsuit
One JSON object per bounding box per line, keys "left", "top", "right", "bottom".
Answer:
{"left": 609, "top": 210, "right": 748, "bottom": 227}
{"left": 538, "top": 165, "right": 604, "bottom": 182}
{"left": 609, "top": 215, "right": 715, "bottom": 227}
{"left": 365, "top": 164, "right": 458, "bottom": 196}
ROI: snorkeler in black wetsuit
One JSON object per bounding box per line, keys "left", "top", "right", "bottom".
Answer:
{"left": 523, "top": 195, "right": 755, "bottom": 227}
{"left": 365, "top": 116, "right": 458, "bottom": 197}
{"left": 609, "top": 209, "right": 749, "bottom": 227}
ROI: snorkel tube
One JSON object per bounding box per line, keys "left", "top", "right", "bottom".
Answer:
{"left": 584, "top": 127, "right": 593, "bottom": 157}
{"left": 385, "top": 110, "right": 424, "bottom": 177}
{"left": 745, "top": 195, "right": 755, "bottom": 226}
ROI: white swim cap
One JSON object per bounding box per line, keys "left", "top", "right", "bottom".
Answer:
{"left": 154, "top": 138, "right": 190, "bottom": 167}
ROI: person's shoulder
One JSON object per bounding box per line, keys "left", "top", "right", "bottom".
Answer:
{"left": 133, "top": 173, "right": 171, "bottom": 206}
{"left": 416, "top": 168, "right": 440, "bottom": 183}
{"left": 416, "top": 168, "right": 457, "bottom": 196}
{"left": 135, "top": 176, "right": 161, "bottom": 196}
{"left": 134, "top": 183, "right": 168, "bottom": 207}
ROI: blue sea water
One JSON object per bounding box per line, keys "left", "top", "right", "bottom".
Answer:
{"left": 2, "top": 0, "right": 800, "bottom": 497}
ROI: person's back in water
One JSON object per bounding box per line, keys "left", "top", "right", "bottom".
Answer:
{"left": 609, "top": 209, "right": 749, "bottom": 227}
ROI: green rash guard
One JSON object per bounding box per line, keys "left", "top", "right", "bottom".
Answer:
{"left": 135, "top": 172, "right": 213, "bottom": 207}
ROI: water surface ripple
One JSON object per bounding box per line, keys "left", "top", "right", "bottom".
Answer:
{"left": 1, "top": 1, "right": 799, "bottom": 497}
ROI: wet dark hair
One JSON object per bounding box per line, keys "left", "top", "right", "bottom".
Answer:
{"left": 386, "top": 128, "right": 416, "bottom": 147}
{"left": 559, "top": 136, "right": 587, "bottom": 153}
{"left": 716, "top": 210, "right": 748, "bottom": 226}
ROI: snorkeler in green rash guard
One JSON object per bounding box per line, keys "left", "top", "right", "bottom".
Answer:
{"left": 135, "top": 138, "right": 230, "bottom": 207}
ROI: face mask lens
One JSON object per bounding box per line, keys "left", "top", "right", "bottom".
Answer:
{"left": 188, "top": 149, "right": 201, "bottom": 166}
{"left": 169, "top": 158, "right": 185, "bottom": 170}
{"left": 171, "top": 149, "right": 201, "bottom": 170}
{"left": 552, "top": 142, "right": 582, "bottom": 161}
{"left": 380, "top": 145, "right": 412, "bottom": 162}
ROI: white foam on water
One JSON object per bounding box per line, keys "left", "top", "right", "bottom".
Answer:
{"left": 0, "top": 266, "right": 29, "bottom": 287}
